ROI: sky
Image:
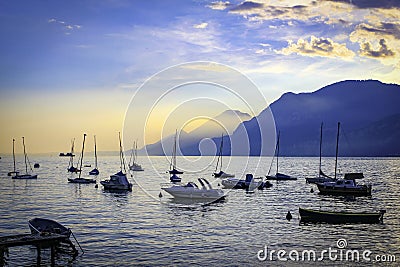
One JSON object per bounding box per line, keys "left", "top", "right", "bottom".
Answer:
{"left": 0, "top": 0, "right": 399, "bottom": 154}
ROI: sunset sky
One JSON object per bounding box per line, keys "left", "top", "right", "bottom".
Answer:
{"left": 1, "top": 0, "right": 399, "bottom": 153}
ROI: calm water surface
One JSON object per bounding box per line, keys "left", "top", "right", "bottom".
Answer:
{"left": 0, "top": 155, "right": 399, "bottom": 266}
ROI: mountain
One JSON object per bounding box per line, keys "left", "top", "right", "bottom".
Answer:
{"left": 230, "top": 80, "right": 400, "bottom": 156}
{"left": 143, "top": 110, "right": 251, "bottom": 156}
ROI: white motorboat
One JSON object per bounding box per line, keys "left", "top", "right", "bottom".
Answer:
{"left": 161, "top": 178, "right": 225, "bottom": 200}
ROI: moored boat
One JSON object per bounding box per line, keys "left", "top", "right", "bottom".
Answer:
{"left": 100, "top": 132, "right": 132, "bottom": 191}
{"left": 316, "top": 174, "right": 371, "bottom": 196}
{"left": 161, "top": 178, "right": 225, "bottom": 200}
{"left": 265, "top": 131, "right": 297, "bottom": 181}
{"left": 213, "top": 135, "right": 235, "bottom": 178}
{"left": 28, "top": 218, "right": 71, "bottom": 237}
{"left": 68, "top": 134, "right": 96, "bottom": 184}
{"left": 315, "top": 123, "right": 371, "bottom": 196}
{"left": 299, "top": 207, "right": 385, "bottom": 224}
{"left": 12, "top": 137, "right": 38, "bottom": 180}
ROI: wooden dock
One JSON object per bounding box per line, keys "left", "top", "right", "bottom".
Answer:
{"left": 0, "top": 233, "right": 78, "bottom": 266}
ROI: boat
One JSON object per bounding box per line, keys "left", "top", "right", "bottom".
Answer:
{"left": 7, "top": 139, "right": 19, "bottom": 176}
{"left": 100, "top": 132, "right": 132, "bottom": 191}
{"left": 28, "top": 218, "right": 71, "bottom": 237}
{"left": 168, "top": 130, "right": 183, "bottom": 183}
{"left": 317, "top": 174, "right": 372, "bottom": 196}
{"left": 89, "top": 135, "right": 100, "bottom": 175}
{"left": 12, "top": 137, "right": 38, "bottom": 179}
{"left": 299, "top": 207, "right": 385, "bottom": 224}
{"left": 129, "top": 140, "right": 144, "bottom": 171}
{"left": 67, "top": 139, "right": 81, "bottom": 173}
{"left": 306, "top": 123, "right": 336, "bottom": 184}
{"left": 221, "top": 174, "right": 271, "bottom": 190}
{"left": 316, "top": 123, "right": 371, "bottom": 196}
{"left": 213, "top": 134, "right": 234, "bottom": 178}
{"left": 60, "top": 152, "right": 74, "bottom": 157}
{"left": 266, "top": 131, "right": 297, "bottom": 181}
{"left": 68, "top": 134, "right": 96, "bottom": 184}
{"left": 161, "top": 178, "right": 225, "bottom": 200}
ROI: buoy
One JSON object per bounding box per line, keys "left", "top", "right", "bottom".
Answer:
{"left": 95, "top": 184, "right": 98, "bottom": 188}
{"left": 34, "top": 163, "right": 40, "bottom": 168}
{"left": 286, "top": 211, "right": 292, "bottom": 221}
{"left": 310, "top": 187, "right": 314, "bottom": 193}
{"left": 159, "top": 192, "right": 162, "bottom": 198}
{"left": 218, "top": 183, "right": 220, "bottom": 187}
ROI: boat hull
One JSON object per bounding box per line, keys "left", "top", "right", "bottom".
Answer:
{"left": 266, "top": 173, "right": 297, "bottom": 181}
{"left": 68, "top": 178, "right": 96, "bottom": 184}
{"left": 12, "top": 174, "right": 37, "bottom": 179}
{"left": 299, "top": 208, "right": 384, "bottom": 224}
{"left": 162, "top": 186, "right": 225, "bottom": 200}
{"left": 28, "top": 218, "right": 71, "bottom": 237}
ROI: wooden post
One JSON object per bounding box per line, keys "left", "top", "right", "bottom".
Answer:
{"left": 36, "top": 245, "right": 41, "bottom": 266}
{"left": 51, "top": 244, "right": 56, "bottom": 266}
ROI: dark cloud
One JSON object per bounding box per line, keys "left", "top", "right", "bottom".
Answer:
{"left": 327, "top": 0, "right": 400, "bottom": 9}
{"left": 229, "top": 1, "right": 263, "bottom": 12}
{"left": 359, "top": 39, "right": 395, "bottom": 58}
{"left": 356, "top": 22, "right": 400, "bottom": 38}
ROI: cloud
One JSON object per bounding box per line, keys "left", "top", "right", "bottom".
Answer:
{"left": 207, "top": 1, "right": 231, "bottom": 10}
{"left": 329, "top": 0, "right": 400, "bottom": 9}
{"left": 276, "top": 36, "right": 355, "bottom": 58}
{"left": 193, "top": 22, "right": 208, "bottom": 29}
{"left": 48, "top": 18, "right": 82, "bottom": 34}
{"left": 359, "top": 39, "right": 395, "bottom": 58}
{"left": 350, "top": 21, "right": 400, "bottom": 65}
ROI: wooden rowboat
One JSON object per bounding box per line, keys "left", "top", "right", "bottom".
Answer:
{"left": 299, "top": 207, "right": 385, "bottom": 224}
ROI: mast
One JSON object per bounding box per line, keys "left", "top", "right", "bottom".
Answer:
{"left": 173, "top": 130, "right": 177, "bottom": 170}
{"left": 134, "top": 140, "right": 138, "bottom": 165}
{"left": 334, "top": 122, "right": 340, "bottom": 179}
{"left": 22, "top": 137, "right": 28, "bottom": 174}
{"left": 319, "top": 122, "right": 323, "bottom": 177}
{"left": 276, "top": 131, "right": 280, "bottom": 174}
{"left": 94, "top": 135, "right": 97, "bottom": 169}
{"left": 119, "top": 132, "right": 126, "bottom": 173}
{"left": 68, "top": 138, "right": 75, "bottom": 169}
{"left": 214, "top": 134, "right": 223, "bottom": 173}
{"left": 12, "top": 138, "right": 16, "bottom": 173}
{"left": 78, "top": 134, "right": 86, "bottom": 179}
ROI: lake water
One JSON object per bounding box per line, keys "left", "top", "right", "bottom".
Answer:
{"left": 0, "top": 155, "right": 399, "bottom": 266}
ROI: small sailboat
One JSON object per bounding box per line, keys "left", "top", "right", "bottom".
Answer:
{"left": 266, "top": 131, "right": 297, "bottom": 180}
{"left": 7, "top": 138, "right": 19, "bottom": 176}
{"left": 89, "top": 135, "right": 99, "bottom": 175}
{"left": 168, "top": 130, "right": 183, "bottom": 183}
{"left": 68, "top": 134, "right": 96, "bottom": 184}
{"left": 306, "top": 123, "right": 336, "bottom": 184}
{"left": 316, "top": 122, "right": 371, "bottom": 196}
{"left": 67, "top": 138, "right": 81, "bottom": 173}
{"left": 129, "top": 140, "right": 144, "bottom": 171}
{"left": 12, "top": 137, "right": 38, "bottom": 179}
{"left": 100, "top": 132, "right": 132, "bottom": 191}
{"left": 213, "top": 134, "right": 234, "bottom": 178}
